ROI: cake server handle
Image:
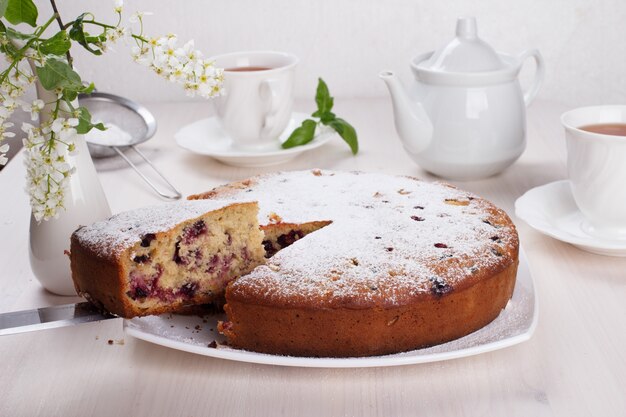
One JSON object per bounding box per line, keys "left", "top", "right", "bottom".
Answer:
{"left": 0, "top": 302, "right": 117, "bottom": 336}
{"left": 113, "top": 146, "right": 182, "bottom": 200}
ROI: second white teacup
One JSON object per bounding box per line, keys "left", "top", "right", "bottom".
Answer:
{"left": 210, "top": 51, "right": 298, "bottom": 150}
{"left": 561, "top": 105, "right": 626, "bottom": 239}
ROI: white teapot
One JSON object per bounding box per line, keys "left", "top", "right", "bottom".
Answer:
{"left": 380, "top": 17, "right": 544, "bottom": 180}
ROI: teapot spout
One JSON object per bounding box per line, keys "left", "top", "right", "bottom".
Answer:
{"left": 379, "top": 71, "right": 433, "bottom": 154}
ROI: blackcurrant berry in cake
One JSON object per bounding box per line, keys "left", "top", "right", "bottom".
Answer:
{"left": 133, "top": 286, "right": 148, "bottom": 299}
{"left": 490, "top": 235, "right": 502, "bottom": 242}
{"left": 179, "top": 282, "right": 198, "bottom": 298}
{"left": 374, "top": 236, "right": 382, "bottom": 239}
{"left": 140, "top": 233, "right": 156, "bottom": 247}
{"left": 491, "top": 247, "right": 503, "bottom": 257}
{"left": 204, "top": 254, "right": 219, "bottom": 274}
{"left": 263, "top": 240, "right": 277, "bottom": 257}
{"left": 173, "top": 240, "right": 185, "bottom": 265}
{"left": 434, "top": 243, "right": 448, "bottom": 248}
{"left": 429, "top": 276, "right": 452, "bottom": 297}
{"left": 385, "top": 247, "right": 394, "bottom": 252}
{"left": 414, "top": 205, "right": 424, "bottom": 210}
{"left": 133, "top": 254, "right": 150, "bottom": 264}
{"left": 411, "top": 216, "right": 425, "bottom": 221}
{"left": 182, "top": 220, "right": 207, "bottom": 244}
{"left": 277, "top": 230, "right": 302, "bottom": 248}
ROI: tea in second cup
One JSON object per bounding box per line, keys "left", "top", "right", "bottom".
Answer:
{"left": 210, "top": 51, "right": 298, "bottom": 151}
{"left": 561, "top": 105, "right": 626, "bottom": 239}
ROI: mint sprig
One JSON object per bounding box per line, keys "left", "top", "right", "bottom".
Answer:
{"left": 282, "top": 78, "right": 358, "bottom": 154}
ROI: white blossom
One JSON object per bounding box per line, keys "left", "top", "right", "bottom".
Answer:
{"left": 51, "top": 117, "right": 79, "bottom": 141}
{"left": 137, "top": 35, "right": 224, "bottom": 99}
{"left": 0, "top": 121, "right": 15, "bottom": 140}
{"left": 129, "top": 11, "right": 153, "bottom": 23}
{"left": 21, "top": 99, "right": 44, "bottom": 121}
{"left": 114, "top": 0, "right": 124, "bottom": 13}
{"left": 0, "top": 143, "right": 9, "bottom": 165}
{"left": 23, "top": 117, "right": 78, "bottom": 222}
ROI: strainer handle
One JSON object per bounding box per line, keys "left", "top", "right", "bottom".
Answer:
{"left": 113, "top": 146, "right": 182, "bottom": 200}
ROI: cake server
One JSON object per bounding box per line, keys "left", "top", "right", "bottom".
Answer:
{"left": 0, "top": 302, "right": 116, "bottom": 336}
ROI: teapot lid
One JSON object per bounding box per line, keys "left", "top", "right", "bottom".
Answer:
{"left": 417, "top": 17, "right": 507, "bottom": 73}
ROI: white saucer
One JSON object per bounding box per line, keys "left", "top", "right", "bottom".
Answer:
{"left": 515, "top": 180, "right": 626, "bottom": 257}
{"left": 175, "top": 112, "right": 334, "bottom": 168}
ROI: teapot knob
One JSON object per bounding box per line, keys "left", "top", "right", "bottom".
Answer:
{"left": 456, "top": 16, "right": 477, "bottom": 39}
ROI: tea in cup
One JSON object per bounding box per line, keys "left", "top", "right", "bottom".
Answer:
{"left": 561, "top": 105, "right": 626, "bottom": 239}
{"left": 210, "top": 51, "right": 298, "bottom": 150}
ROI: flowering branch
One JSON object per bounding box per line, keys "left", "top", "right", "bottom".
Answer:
{"left": 0, "top": 0, "right": 224, "bottom": 221}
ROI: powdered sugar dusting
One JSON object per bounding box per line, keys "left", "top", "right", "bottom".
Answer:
{"left": 203, "top": 170, "right": 518, "bottom": 308}
{"left": 73, "top": 200, "right": 250, "bottom": 260}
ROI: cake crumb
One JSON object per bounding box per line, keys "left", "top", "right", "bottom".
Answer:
{"left": 107, "top": 339, "right": 114, "bottom": 345}
{"left": 268, "top": 212, "right": 283, "bottom": 223}
{"left": 444, "top": 198, "right": 469, "bottom": 206}
{"left": 208, "top": 340, "right": 218, "bottom": 348}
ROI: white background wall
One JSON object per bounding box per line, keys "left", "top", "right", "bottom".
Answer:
{"left": 15, "top": 0, "right": 626, "bottom": 106}
{"left": 43, "top": 0, "right": 626, "bottom": 107}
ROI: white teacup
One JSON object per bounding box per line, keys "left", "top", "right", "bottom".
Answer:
{"left": 561, "top": 105, "right": 626, "bottom": 239}
{"left": 210, "top": 51, "right": 298, "bottom": 150}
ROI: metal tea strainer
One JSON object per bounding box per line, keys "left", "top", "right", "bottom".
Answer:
{"left": 78, "top": 92, "right": 181, "bottom": 200}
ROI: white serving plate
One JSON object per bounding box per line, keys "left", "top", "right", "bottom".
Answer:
{"left": 124, "top": 250, "right": 537, "bottom": 368}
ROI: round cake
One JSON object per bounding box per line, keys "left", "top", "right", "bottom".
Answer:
{"left": 190, "top": 169, "right": 519, "bottom": 357}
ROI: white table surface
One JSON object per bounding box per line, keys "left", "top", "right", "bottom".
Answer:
{"left": 0, "top": 99, "right": 624, "bottom": 417}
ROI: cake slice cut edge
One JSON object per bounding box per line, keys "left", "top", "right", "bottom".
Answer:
{"left": 70, "top": 201, "right": 266, "bottom": 318}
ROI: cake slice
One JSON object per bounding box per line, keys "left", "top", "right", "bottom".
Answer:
{"left": 70, "top": 200, "right": 265, "bottom": 318}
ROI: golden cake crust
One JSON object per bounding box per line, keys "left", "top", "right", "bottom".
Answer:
{"left": 221, "top": 261, "right": 517, "bottom": 357}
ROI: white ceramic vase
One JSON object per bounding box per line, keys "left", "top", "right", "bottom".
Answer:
{"left": 28, "top": 71, "right": 112, "bottom": 296}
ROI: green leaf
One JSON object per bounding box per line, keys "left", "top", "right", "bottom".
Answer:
{"left": 74, "top": 107, "right": 105, "bottom": 134}
{"left": 5, "top": 26, "right": 35, "bottom": 40}
{"left": 319, "top": 111, "right": 336, "bottom": 124}
{"left": 40, "top": 31, "right": 71, "bottom": 56}
{"left": 74, "top": 107, "right": 92, "bottom": 134}
{"left": 35, "top": 57, "right": 82, "bottom": 91}
{"left": 313, "top": 78, "right": 333, "bottom": 116}
{"left": 281, "top": 119, "right": 317, "bottom": 149}
{"left": 4, "top": 0, "right": 38, "bottom": 27}
{"left": 69, "top": 14, "right": 103, "bottom": 56}
{"left": 79, "top": 82, "right": 96, "bottom": 94}
{"left": 327, "top": 118, "right": 358, "bottom": 155}
{"left": 0, "top": 0, "right": 9, "bottom": 18}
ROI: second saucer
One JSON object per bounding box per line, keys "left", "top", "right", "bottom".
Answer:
{"left": 515, "top": 180, "right": 626, "bottom": 257}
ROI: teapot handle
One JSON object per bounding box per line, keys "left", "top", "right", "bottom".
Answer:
{"left": 518, "top": 49, "right": 545, "bottom": 107}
